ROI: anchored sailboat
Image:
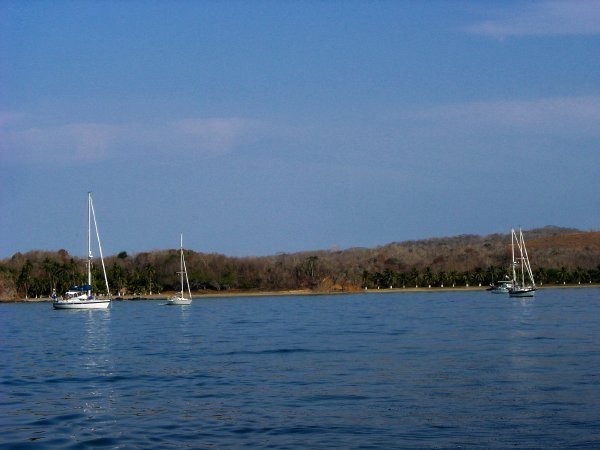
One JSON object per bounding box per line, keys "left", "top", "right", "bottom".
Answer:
{"left": 487, "top": 278, "right": 513, "bottom": 294}
{"left": 53, "top": 193, "right": 111, "bottom": 309}
{"left": 509, "top": 228, "right": 536, "bottom": 298}
{"left": 166, "top": 234, "right": 192, "bottom": 305}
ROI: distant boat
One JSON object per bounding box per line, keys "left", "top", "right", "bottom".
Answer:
{"left": 53, "top": 193, "right": 111, "bottom": 310}
{"left": 508, "top": 228, "right": 536, "bottom": 298}
{"left": 487, "top": 279, "right": 513, "bottom": 294}
{"left": 166, "top": 234, "right": 192, "bottom": 305}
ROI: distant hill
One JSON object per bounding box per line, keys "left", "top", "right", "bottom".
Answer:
{"left": 305, "top": 226, "right": 599, "bottom": 290}
{"left": 1, "top": 226, "right": 599, "bottom": 299}
{"left": 525, "top": 231, "right": 600, "bottom": 270}
{"left": 299, "top": 226, "right": 597, "bottom": 274}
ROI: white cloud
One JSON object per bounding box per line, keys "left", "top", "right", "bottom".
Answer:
{"left": 168, "top": 118, "right": 257, "bottom": 154}
{"left": 0, "top": 115, "right": 261, "bottom": 166}
{"left": 0, "top": 122, "right": 124, "bottom": 164}
{"left": 411, "top": 95, "right": 600, "bottom": 137}
{"left": 466, "top": 0, "right": 600, "bottom": 39}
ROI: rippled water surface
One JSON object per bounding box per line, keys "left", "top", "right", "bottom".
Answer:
{"left": 2, "top": 288, "right": 600, "bottom": 448}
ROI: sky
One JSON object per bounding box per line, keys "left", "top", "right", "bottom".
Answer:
{"left": 1, "top": 0, "right": 599, "bottom": 259}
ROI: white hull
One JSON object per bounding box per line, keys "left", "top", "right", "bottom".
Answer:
{"left": 53, "top": 299, "right": 111, "bottom": 309}
{"left": 166, "top": 296, "right": 192, "bottom": 305}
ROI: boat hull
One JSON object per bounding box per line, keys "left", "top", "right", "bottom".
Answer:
{"left": 509, "top": 288, "right": 536, "bottom": 298}
{"left": 53, "top": 299, "right": 111, "bottom": 309}
{"left": 166, "top": 296, "right": 192, "bottom": 305}
{"left": 490, "top": 287, "right": 509, "bottom": 294}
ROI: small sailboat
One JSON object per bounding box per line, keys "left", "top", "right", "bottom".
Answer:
{"left": 508, "top": 228, "right": 536, "bottom": 298}
{"left": 487, "top": 278, "right": 513, "bottom": 294}
{"left": 166, "top": 234, "right": 192, "bottom": 305}
{"left": 53, "top": 193, "right": 111, "bottom": 309}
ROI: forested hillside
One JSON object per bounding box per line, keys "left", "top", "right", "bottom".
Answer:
{"left": 1, "top": 226, "right": 599, "bottom": 299}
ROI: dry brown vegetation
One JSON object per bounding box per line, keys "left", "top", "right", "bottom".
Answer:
{"left": 1, "top": 226, "right": 599, "bottom": 300}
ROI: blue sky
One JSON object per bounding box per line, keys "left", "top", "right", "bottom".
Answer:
{"left": 1, "top": 0, "right": 599, "bottom": 258}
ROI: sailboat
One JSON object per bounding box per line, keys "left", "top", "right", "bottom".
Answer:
{"left": 166, "top": 234, "right": 192, "bottom": 305}
{"left": 487, "top": 277, "right": 513, "bottom": 294}
{"left": 53, "top": 192, "right": 111, "bottom": 309}
{"left": 508, "top": 228, "right": 536, "bottom": 298}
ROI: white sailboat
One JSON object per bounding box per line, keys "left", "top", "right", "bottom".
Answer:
{"left": 53, "top": 192, "right": 111, "bottom": 309}
{"left": 488, "top": 278, "right": 513, "bottom": 294}
{"left": 508, "top": 228, "right": 537, "bottom": 298}
{"left": 166, "top": 234, "right": 192, "bottom": 305}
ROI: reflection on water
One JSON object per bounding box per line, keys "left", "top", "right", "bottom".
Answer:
{"left": 507, "top": 296, "right": 542, "bottom": 391}
{"left": 510, "top": 295, "right": 535, "bottom": 321}
{"left": 177, "top": 304, "right": 192, "bottom": 346}
{"left": 82, "top": 309, "right": 111, "bottom": 364}
{"left": 80, "top": 309, "right": 116, "bottom": 431}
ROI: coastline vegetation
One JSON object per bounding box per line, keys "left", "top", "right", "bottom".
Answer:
{"left": 1, "top": 227, "right": 599, "bottom": 300}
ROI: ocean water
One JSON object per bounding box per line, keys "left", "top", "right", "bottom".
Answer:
{"left": 1, "top": 288, "right": 600, "bottom": 449}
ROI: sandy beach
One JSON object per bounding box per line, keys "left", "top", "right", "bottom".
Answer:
{"left": 4, "top": 283, "right": 598, "bottom": 303}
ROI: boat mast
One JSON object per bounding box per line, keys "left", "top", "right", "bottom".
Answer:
{"left": 183, "top": 248, "right": 192, "bottom": 301}
{"left": 87, "top": 192, "right": 92, "bottom": 297}
{"left": 511, "top": 228, "right": 517, "bottom": 286}
{"left": 180, "top": 233, "right": 184, "bottom": 299}
{"left": 90, "top": 194, "right": 111, "bottom": 297}
{"left": 519, "top": 228, "right": 535, "bottom": 287}
{"left": 519, "top": 229, "right": 525, "bottom": 287}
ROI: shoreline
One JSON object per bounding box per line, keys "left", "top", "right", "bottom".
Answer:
{"left": 2, "top": 283, "right": 598, "bottom": 303}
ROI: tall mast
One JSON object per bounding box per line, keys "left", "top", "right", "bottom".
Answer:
{"left": 87, "top": 192, "right": 92, "bottom": 296}
{"left": 520, "top": 229, "right": 525, "bottom": 287}
{"left": 521, "top": 229, "right": 535, "bottom": 287}
{"left": 90, "top": 194, "right": 111, "bottom": 297}
{"left": 180, "top": 233, "right": 184, "bottom": 298}
{"left": 511, "top": 228, "right": 516, "bottom": 285}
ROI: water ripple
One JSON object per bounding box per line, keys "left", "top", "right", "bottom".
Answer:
{"left": 2, "top": 290, "right": 600, "bottom": 448}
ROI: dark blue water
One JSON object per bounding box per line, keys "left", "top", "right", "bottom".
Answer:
{"left": 2, "top": 288, "right": 600, "bottom": 449}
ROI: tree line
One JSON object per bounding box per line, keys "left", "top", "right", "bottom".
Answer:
{"left": 1, "top": 227, "right": 599, "bottom": 299}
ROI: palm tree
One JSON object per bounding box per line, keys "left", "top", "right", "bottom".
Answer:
{"left": 534, "top": 267, "right": 547, "bottom": 286}
{"left": 17, "top": 259, "right": 33, "bottom": 299}
{"left": 448, "top": 271, "right": 458, "bottom": 288}
{"left": 91, "top": 264, "right": 109, "bottom": 295}
{"left": 409, "top": 268, "right": 420, "bottom": 288}
{"left": 129, "top": 267, "right": 145, "bottom": 295}
{"left": 372, "top": 272, "right": 384, "bottom": 289}
{"left": 473, "top": 267, "right": 485, "bottom": 287}
{"left": 397, "top": 271, "right": 408, "bottom": 288}
{"left": 143, "top": 263, "right": 156, "bottom": 294}
{"left": 382, "top": 268, "right": 397, "bottom": 288}
{"left": 109, "top": 262, "right": 128, "bottom": 296}
{"left": 557, "top": 266, "right": 570, "bottom": 285}
{"left": 573, "top": 266, "right": 585, "bottom": 284}
{"left": 43, "top": 258, "right": 65, "bottom": 296}
{"left": 486, "top": 266, "right": 499, "bottom": 286}
{"left": 437, "top": 271, "right": 447, "bottom": 288}
{"left": 423, "top": 267, "right": 435, "bottom": 288}
{"left": 462, "top": 271, "right": 472, "bottom": 287}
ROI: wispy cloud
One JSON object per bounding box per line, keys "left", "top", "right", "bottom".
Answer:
{"left": 411, "top": 95, "right": 600, "bottom": 137}
{"left": 466, "top": 0, "right": 600, "bottom": 39}
{"left": 0, "top": 115, "right": 261, "bottom": 166}
{"left": 168, "top": 118, "right": 256, "bottom": 154}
